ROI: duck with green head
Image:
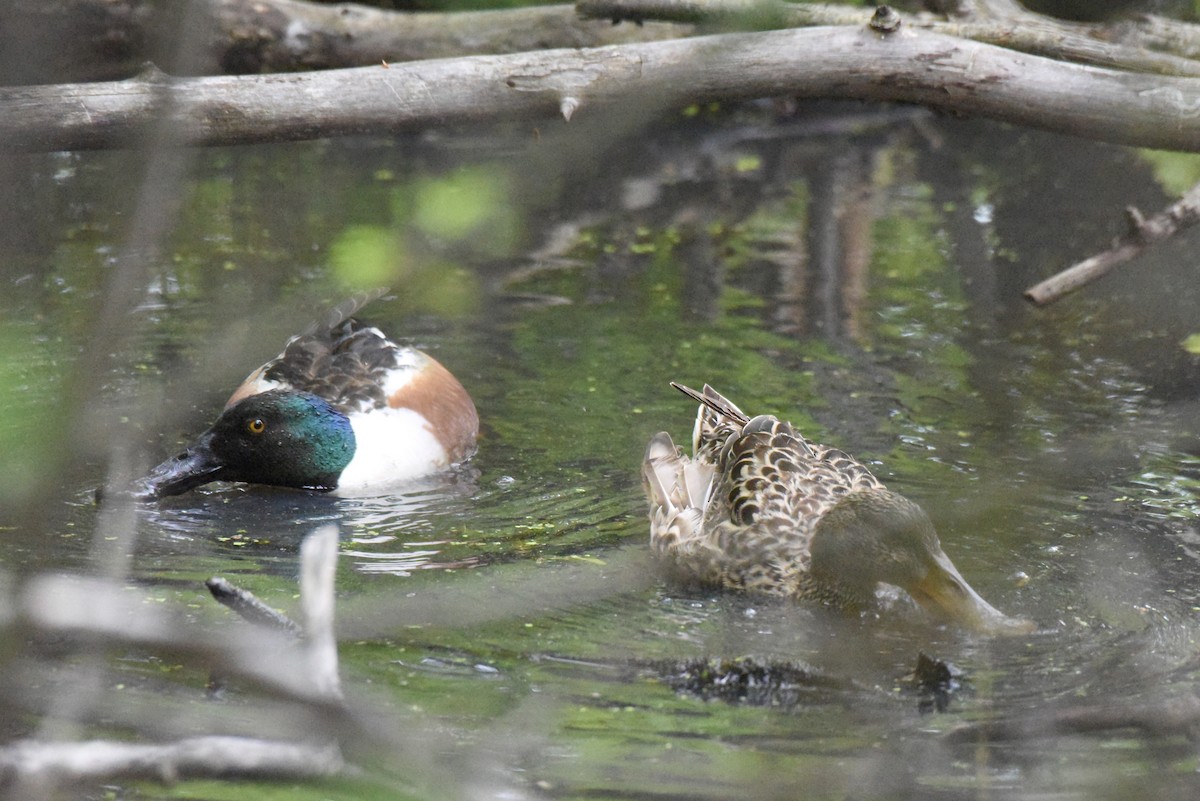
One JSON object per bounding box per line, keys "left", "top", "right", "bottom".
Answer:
{"left": 132, "top": 295, "right": 478, "bottom": 499}
{"left": 642, "top": 383, "right": 1034, "bottom": 635}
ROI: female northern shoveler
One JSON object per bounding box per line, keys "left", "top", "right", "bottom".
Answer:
{"left": 133, "top": 295, "right": 478, "bottom": 499}
{"left": 642, "top": 383, "right": 1033, "bottom": 634}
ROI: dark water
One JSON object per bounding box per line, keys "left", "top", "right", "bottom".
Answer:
{"left": 4, "top": 104, "right": 1200, "bottom": 800}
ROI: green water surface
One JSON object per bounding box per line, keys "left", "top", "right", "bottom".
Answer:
{"left": 3, "top": 109, "right": 1200, "bottom": 801}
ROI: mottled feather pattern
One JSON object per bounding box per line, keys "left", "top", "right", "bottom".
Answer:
{"left": 262, "top": 319, "right": 402, "bottom": 414}
{"left": 646, "top": 384, "right": 885, "bottom": 597}
{"left": 645, "top": 385, "right": 1034, "bottom": 633}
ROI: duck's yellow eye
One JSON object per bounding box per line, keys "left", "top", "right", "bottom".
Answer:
{"left": 247, "top": 418, "right": 266, "bottom": 435}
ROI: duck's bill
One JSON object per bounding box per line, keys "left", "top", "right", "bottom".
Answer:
{"left": 130, "top": 432, "right": 227, "bottom": 500}
{"left": 910, "top": 550, "right": 1036, "bottom": 635}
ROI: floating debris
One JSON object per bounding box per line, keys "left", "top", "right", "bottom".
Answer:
{"left": 905, "top": 652, "right": 966, "bottom": 714}
{"left": 642, "top": 656, "right": 861, "bottom": 708}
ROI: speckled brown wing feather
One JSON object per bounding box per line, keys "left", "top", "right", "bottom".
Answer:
{"left": 223, "top": 290, "right": 402, "bottom": 414}
{"left": 261, "top": 318, "right": 399, "bottom": 414}
{"left": 670, "top": 383, "right": 747, "bottom": 464}
{"left": 649, "top": 384, "right": 886, "bottom": 596}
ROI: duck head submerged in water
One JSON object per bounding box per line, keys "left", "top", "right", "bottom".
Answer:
{"left": 642, "top": 383, "right": 1034, "bottom": 635}
{"left": 131, "top": 294, "right": 478, "bottom": 500}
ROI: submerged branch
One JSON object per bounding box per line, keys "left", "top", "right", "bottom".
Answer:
{"left": 9, "top": 26, "right": 1200, "bottom": 152}
{"left": 206, "top": 577, "right": 303, "bottom": 637}
{"left": 945, "top": 694, "right": 1200, "bottom": 741}
{"left": 1024, "top": 180, "right": 1200, "bottom": 305}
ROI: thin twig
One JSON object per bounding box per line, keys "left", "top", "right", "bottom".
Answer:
{"left": 206, "top": 577, "right": 303, "bottom": 637}
{"left": 1024, "top": 180, "right": 1200, "bottom": 305}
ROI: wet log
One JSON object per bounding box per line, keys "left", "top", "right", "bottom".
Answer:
{"left": 8, "top": 24, "right": 1200, "bottom": 152}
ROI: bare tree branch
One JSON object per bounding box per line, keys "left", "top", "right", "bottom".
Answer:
{"left": 1128, "top": 13, "right": 1200, "bottom": 62}
{"left": 208, "top": 0, "right": 689, "bottom": 72}
{"left": 1024, "top": 181, "right": 1200, "bottom": 304}
{"left": 0, "top": 737, "right": 343, "bottom": 791}
{"left": 577, "top": 0, "right": 1200, "bottom": 76}
{"left": 8, "top": 25, "right": 1200, "bottom": 152}
{"left": 15, "top": 0, "right": 1200, "bottom": 84}
{"left": 301, "top": 525, "right": 342, "bottom": 701}
{"left": 0, "top": 0, "right": 692, "bottom": 82}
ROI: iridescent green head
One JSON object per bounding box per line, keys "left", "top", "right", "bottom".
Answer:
{"left": 134, "top": 390, "right": 356, "bottom": 498}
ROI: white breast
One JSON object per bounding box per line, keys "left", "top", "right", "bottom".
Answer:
{"left": 334, "top": 407, "right": 450, "bottom": 496}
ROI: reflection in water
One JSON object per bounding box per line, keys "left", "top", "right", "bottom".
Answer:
{"left": 131, "top": 470, "right": 483, "bottom": 576}
{"left": 340, "top": 546, "right": 482, "bottom": 575}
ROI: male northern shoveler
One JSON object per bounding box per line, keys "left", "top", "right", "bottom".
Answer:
{"left": 642, "top": 383, "right": 1033, "bottom": 635}
{"left": 133, "top": 294, "right": 478, "bottom": 499}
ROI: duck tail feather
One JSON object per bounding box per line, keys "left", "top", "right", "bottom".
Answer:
{"left": 301, "top": 287, "right": 391, "bottom": 337}
{"left": 642, "top": 432, "right": 680, "bottom": 510}
{"left": 671, "top": 382, "right": 749, "bottom": 425}
{"left": 670, "top": 382, "right": 749, "bottom": 457}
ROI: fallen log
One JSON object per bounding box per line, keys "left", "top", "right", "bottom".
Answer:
{"left": 9, "top": 23, "right": 1200, "bottom": 152}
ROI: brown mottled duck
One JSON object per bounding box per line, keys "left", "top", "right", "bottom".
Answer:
{"left": 642, "top": 384, "right": 1034, "bottom": 635}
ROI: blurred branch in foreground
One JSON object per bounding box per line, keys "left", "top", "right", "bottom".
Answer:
{"left": 0, "top": 527, "right": 350, "bottom": 796}
{"left": 0, "top": 530, "right": 656, "bottom": 797}
{"left": 0, "top": 738, "right": 344, "bottom": 791}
